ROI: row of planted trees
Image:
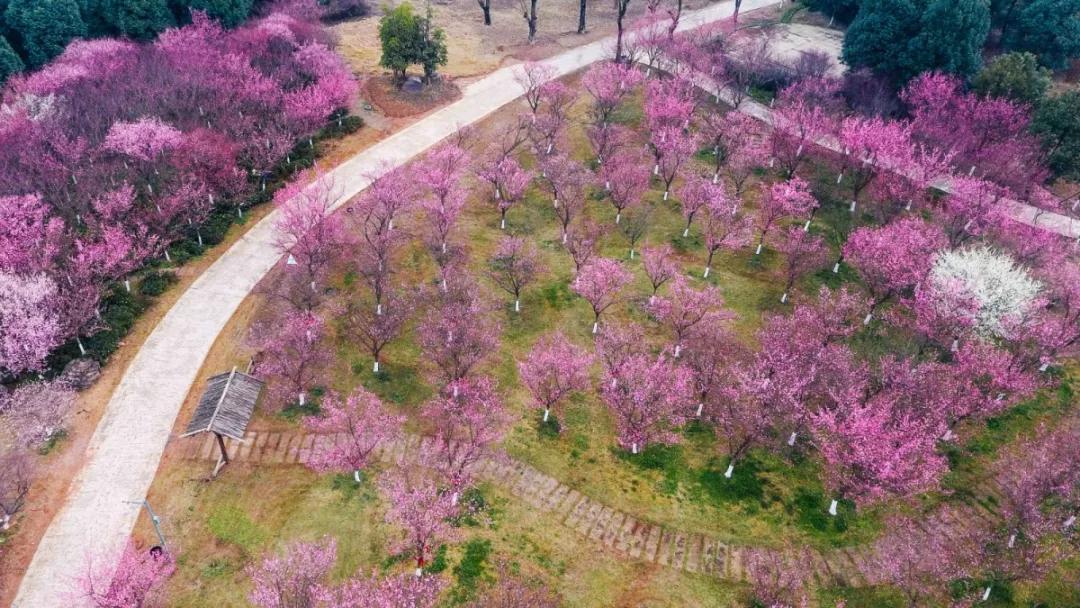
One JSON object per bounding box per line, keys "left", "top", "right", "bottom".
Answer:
{"left": 0, "top": 9, "right": 358, "bottom": 379}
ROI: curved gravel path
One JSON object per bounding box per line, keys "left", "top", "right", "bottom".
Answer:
{"left": 12, "top": 1, "right": 778, "bottom": 605}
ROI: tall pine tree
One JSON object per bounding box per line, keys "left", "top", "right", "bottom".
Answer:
{"left": 842, "top": 0, "right": 924, "bottom": 82}
{"left": 906, "top": 0, "right": 990, "bottom": 80}
{"left": 0, "top": 33, "right": 23, "bottom": 84}
{"left": 1006, "top": 0, "right": 1080, "bottom": 69}
{"left": 103, "top": 0, "right": 174, "bottom": 40}
{"left": 3, "top": 0, "right": 86, "bottom": 67}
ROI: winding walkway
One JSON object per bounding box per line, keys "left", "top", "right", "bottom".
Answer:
{"left": 181, "top": 429, "right": 1003, "bottom": 588}
{"left": 11, "top": 1, "right": 780, "bottom": 605}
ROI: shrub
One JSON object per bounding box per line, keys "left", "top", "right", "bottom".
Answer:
{"left": 139, "top": 271, "right": 177, "bottom": 297}
{"left": 972, "top": 52, "right": 1051, "bottom": 104}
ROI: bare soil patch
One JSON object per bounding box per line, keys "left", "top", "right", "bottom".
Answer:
{"left": 365, "top": 75, "right": 463, "bottom": 118}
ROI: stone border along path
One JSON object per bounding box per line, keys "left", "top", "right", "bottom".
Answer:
{"left": 181, "top": 430, "right": 1004, "bottom": 589}
{"left": 17, "top": 2, "right": 1063, "bottom": 603}
{"left": 11, "top": 1, "right": 781, "bottom": 605}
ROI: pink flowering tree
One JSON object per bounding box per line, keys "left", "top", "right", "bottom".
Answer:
{"left": 102, "top": 117, "right": 183, "bottom": 163}
{"left": 837, "top": 115, "right": 919, "bottom": 221}
{"left": 530, "top": 81, "right": 577, "bottom": 157}
{"left": 869, "top": 517, "right": 969, "bottom": 607}
{"left": 248, "top": 537, "right": 336, "bottom": 608}
{"left": 843, "top": 218, "right": 947, "bottom": 321}
{"left": 539, "top": 154, "right": 589, "bottom": 243}
{"left": 811, "top": 388, "right": 947, "bottom": 510}
{"left": 774, "top": 226, "right": 829, "bottom": 304}
{"left": 79, "top": 541, "right": 175, "bottom": 608}
{"left": 701, "top": 194, "right": 753, "bottom": 278}
{"left": 616, "top": 205, "right": 651, "bottom": 260}
{"left": 514, "top": 61, "right": 556, "bottom": 114}
{"left": 599, "top": 149, "right": 651, "bottom": 224}
{"left": 303, "top": 386, "right": 404, "bottom": 481}
{"left": 324, "top": 571, "right": 445, "bottom": 608}
{"left": 937, "top": 177, "right": 1008, "bottom": 248}
{"left": 0, "top": 448, "right": 32, "bottom": 531}
{"left": 478, "top": 156, "right": 532, "bottom": 230}
{"left": 487, "top": 236, "right": 543, "bottom": 314}
{"left": 421, "top": 375, "right": 511, "bottom": 492}
{"left": 416, "top": 278, "right": 502, "bottom": 385}
{"left": 594, "top": 321, "right": 647, "bottom": 380}
{"left": 643, "top": 77, "right": 697, "bottom": 134}
{"left": 770, "top": 77, "right": 841, "bottom": 178}
{"left": 582, "top": 61, "right": 643, "bottom": 125}
{"left": 3, "top": 379, "right": 76, "bottom": 448}
{"left": 745, "top": 547, "right": 812, "bottom": 608}
{"left": 755, "top": 178, "right": 817, "bottom": 256}
{"left": 273, "top": 172, "right": 347, "bottom": 311}
{"left": 564, "top": 219, "right": 607, "bottom": 273}
{"left": 416, "top": 143, "right": 471, "bottom": 270}
{"left": 352, "top": 167, "right": 414, "bottom": 314}
{"left": 650, "top": 126, "right": 700, "bottom": 201}
{"left": 380, "top": 475, "right": 460, "bottom": 576}
{"left": 650, "top": 276, "right": 727, "bottom": 357}
{"left": 677, "top": 174, "right": 725, "bottom": 238}
{"left": 347, "top": 286, "right": 416, "bottom": 374}
{"left": 701, "top": 110, "right": 761, "bottom": 185}
{"left": 0, "top": 272, "right": 62, "bottom": 374}
{"left": 571, "top": 258, "right": 633, "bottom": 334}
{"left": 601, "top": 352, "right": 694, "bottom": 454}
{"left": 466, "top": 561, "right": 559, "bottom": 608}
{"left": 519, "top": 332, "right": 594, "bottom": 423}
{"left": 253, "top": 310, "right": 328, "bottom": 411}
{"left": 586, "top": 123, "right": 633, "bottom": 166}
{"left": 641, "top": 244, "right": 679, "bottom": 299}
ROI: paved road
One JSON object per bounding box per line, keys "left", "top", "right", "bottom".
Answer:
{"left": 11, "top": 0, "right": 779, "bottom": 605}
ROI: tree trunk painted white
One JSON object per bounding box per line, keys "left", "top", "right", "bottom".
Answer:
{"left": 942, "top": 429, "right": 954, "bottom": 441}
{"left": 828, "top": 499, "right": 838, "bottom": 516}
{"left": 2, "top": 513, "right": 9, "bottom": 530}
{"left": 543, "top": 408, "right": 551, "bottom": 422}
{"left": 863, "top": 312, "right": 873, "bottom": 325}
{"left": 696, "top": 403, "right": 703, "bottom": 417}
{"left": 164, "top": 250, "right": 171, "bottom": 262}
{"left": 495, "top": 188, "right": 501, "bottom": 199}
{"left": 836, "top": 172, "right": 843, "bottom": 184}
{"left": 683, "top": 227, "right": 690, "bottom": 237}
{"left": 354, "top": 470, "right": 362, "bottom": 483}
{"left": 615, "top": 212, "right": 621, "bottom": 224}
{"left": 376, "top": 303, "right": 383, "bottom": 315}
{"left": 514, "top": 299, "right": 520, "bottom": 312}
{"left": 124, "top": 280, "right": 131, "bottom": 292}
{"left": 787, "top": 431, "right": 797, "bottom": 446}
{"left": 373, "top": 360, "right": 380, "bottom": 373}
{"left": 832, "top": 262, "right": 840, "bottom": 273}
{"left": 554, "top": 198, "right": 559, "bottom": 208}
{"left": 1008, "top": 533, "right": 1016, "bottom": 548}
{"left": 653, "top": 164, "right": 659, "bottom": 175}
{"left": 951, "top": 339, "right": 959, "bottom": 351}
{"left": 631, "top": 443, "right": 638, "bottom": 454}
{"left": 1064, "top": 515, "right": 1076, "bottom": 528}
{"left": 453, "top": 385, "right": 459, "bottom": 398}
{"left": 703, "top": 266, "right": 710, "bottom": 278}
{"left": 724, "top": 463, "right": 734, "bottom": 478}
{"left": 77, "top": 338, "right": 86, "bottom": 356}
{"left": 500, "top": 217, "right": 506, "bottom": 229}
{"left": 605, "top": 180, "right": 610, "bottom": 190}
{"left": 781, "top": 292, "right": 788, "bottom": 304}
{"left": 673, "top": 344, "right": 681, "bottom": 357}
{"left": 310, "top": 280, "right": 316, "bottom": 292}
{"left": 713, "top": 145, "right": 719, "bottom": 156}
{"left": 546, "top": 143, "right": 553, "bottom": 154}
{"left": 562, "top": 232, "right": 568, "bottom": 244}
{"left": 451, "top": 491, "right": 459, "bottom": 506}
{"left": 905, "top": 199, "right": 913, "bottom": 211}
{"left": 629, "top": 249, "right": 635, "bottom": 259}
{"left": 795, "top": 144, "right": 803, "bottom": 157}
{"left": 982, "top": 587, "right": 992, "bottom": 601}
{"left": 592, "top": 322, "right": 599, "bottom": 334}
{"left": 755, "top": 243, "right": 763, "bottom": 255}
{"left": 712, "top": 172, "right": 719, "bottom": 184}
{"left": 299, "top": 392, "right": 306, "bottom": 406}
{"left": 1039, "top": 362, "right": 1050, "bottom": 372}
{"left": 803, "top": 219, "right": 811, "bottom": 231}
{"left": 849, "top": 200, "right": 857, "bottom": 213}
{"left": 416, "top": 567, "right": 423, "bottom": 578}
{"left": 969, "top": 165, "right": 977, "bottom": 177}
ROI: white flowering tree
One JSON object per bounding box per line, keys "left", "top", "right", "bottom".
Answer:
{"left": 927, "top": 247, "right": 1042, "bottom": 339}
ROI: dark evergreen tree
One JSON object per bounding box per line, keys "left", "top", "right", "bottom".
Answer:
{"left": 0, "top": 33, "right": 23, "bottom": 84}
{"left": 179, "top": 0, "right": 253, "bottom": 28}
{"left": 804, "top": 0, "right": 861, "bottom": 23}
{"left": 972, "top": 51, "right": 1051, "bottom": 104}
{"left": 103, "top": 0, "right": 174, "bottom": 40}
{"left": 906, "top": 0, "right": 990, "bottom": 80}
{"left": 1005, "top": 0, "right": 1080, "bottom": 69}
{"left": 842, "top": 0, "right": 924, "bottom": 82}
{"left": 3, "top": 0, "right": 87, "bottom": 67}
{"left": 76, "top": 0, "right": 112, "bottom": 37}
{"left": 1031, "top": 91, "right": 1080, "bottom": 180}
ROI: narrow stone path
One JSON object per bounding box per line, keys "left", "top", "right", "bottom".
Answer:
{"left": 180, "top": 430, "right": 1000, "bottom": 588}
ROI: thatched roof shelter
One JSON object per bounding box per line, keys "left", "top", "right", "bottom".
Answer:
{"left": 181, "top": 368, "right": 263, "bottom": 475}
